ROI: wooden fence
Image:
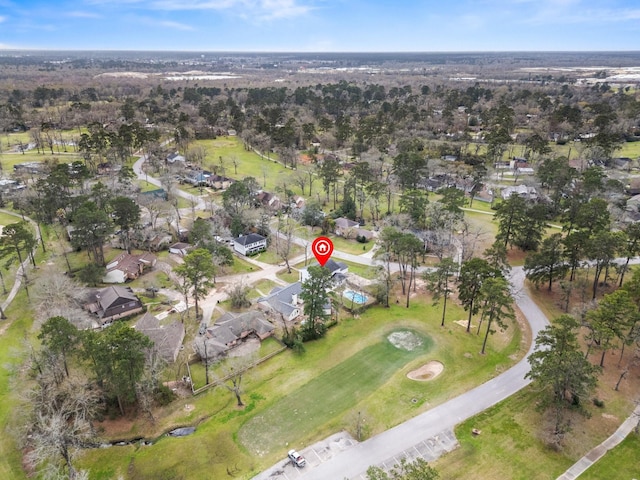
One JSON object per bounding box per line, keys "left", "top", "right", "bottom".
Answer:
{"left": 191, "top": 345, "right": 287, "bottom": 396}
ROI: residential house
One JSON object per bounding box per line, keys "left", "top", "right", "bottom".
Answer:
{"left": 139, "top": 188, "right": 168, "bottom": 201}
{"left": 290, "top": 195, "right": 306, "bottom": 210}
{"left": 166, "top": 152, "right": 186, "bottom": 164}
{"left": 169, "top": 242, "right": 192, "bottom": 256}
{"left": 255, "top": 191, "right": 282, "bottom": 212}
{"left": 257, "top": 282, "right": 303, "bottom": 321}
{"left": 103, "top": 252, "right": 157, "bottom": 284}
{"left": 85, "top": 286, "right": 144, "bottom": 327}
{"left": 194, "top": 311, "right": 275, "bottom": 362}
{"left": 501, "top": 185, "right": 538, "bottom": 201}
{"left": 334, "top": 217, "right": 360, "bottom": 238}
{"left": 182, "top": 170, "right": 210, "bottom": 186}
{"left": 135, "top": 312, "right": 185, "bottom": 363}
{"left": 299, "top": 258, "right": 348, "bottom": 283}
{"left": 207, "top": 174, "right": 234, "bottom": 190}
{"left": 233, "top": 233, "right": 267, "bottom": 256}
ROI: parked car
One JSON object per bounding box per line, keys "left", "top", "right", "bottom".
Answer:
{"left": 288, "top": 449, "right": 306, "bottom": 467}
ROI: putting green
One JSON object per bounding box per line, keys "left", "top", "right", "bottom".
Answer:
{"left": 238, "top": 329, "right": 433, "bottom": 457}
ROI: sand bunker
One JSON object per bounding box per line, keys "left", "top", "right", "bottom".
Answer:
{"left": 407, "top": 361, "right": 444, "bottom": 381}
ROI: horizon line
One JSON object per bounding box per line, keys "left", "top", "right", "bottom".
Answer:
{"left": 1, "top": 48, "right": 640, "bottom": 54}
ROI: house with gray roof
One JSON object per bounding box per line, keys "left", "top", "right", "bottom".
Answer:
{"left": 299, "top": 259, "right": 348, "bottom": 284}
{"left": 257, "top": 282, "right": 303, "bottom": 321}
{"left": 135, "top": 312, "right": 185, "bottom": 363}
{"left": 233, "top": 233, "right": 267, "bottom": 256}
{"left": 85, "top": 286, "right": 144, "bottom": 328}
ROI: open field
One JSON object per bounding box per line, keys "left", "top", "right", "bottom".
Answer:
{"left": 196, "top": 138, "right": 301, "bottom": 195}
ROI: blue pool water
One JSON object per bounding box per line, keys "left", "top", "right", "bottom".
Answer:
{"left": 344, "top": 290, "right": 368, "bottom": 305}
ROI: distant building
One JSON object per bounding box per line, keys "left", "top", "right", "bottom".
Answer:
{"left": 299, "top": 259, "right": 348, "bottom": 284}
{"left": 169, "top": 242, "right": 192, "bottom": 256}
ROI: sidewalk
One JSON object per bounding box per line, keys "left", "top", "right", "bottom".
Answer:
{"left": 556, "top": 404, "right": 640, "bottom": 479}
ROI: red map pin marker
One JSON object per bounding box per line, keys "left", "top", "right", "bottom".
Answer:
{"left": 311, "top": 236, "right": 334, "bottom": 267}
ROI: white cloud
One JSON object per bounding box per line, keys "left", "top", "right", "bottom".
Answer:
{"left": 137, "top": 16, "right": 196, "bottom": 30}
{"left": 67, "top": 11, "right": 102, "bottom": 18}
{"left": 83, "top": 0, "right": 314, "bottom": 21}
{"left": 525, "top": 6, "right": 640, "bottom": 24}
{"left": 0, "top": 15, "right": 6, "bottom": 23}
{"left": 156, "top": 19, "right": 195, "bottom": 30}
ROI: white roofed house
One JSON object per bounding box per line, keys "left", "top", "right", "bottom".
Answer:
{"left": 169, "top": 242, "right": 192, "bottom": 256}
{"left": 166, "top": 152, "right": 186, "bottom": 164}
{"left": 233, "top": 233, "right": 267, "bottom": 256}
{"left": 501, "top": 185, "right": 538, "bottom": 202}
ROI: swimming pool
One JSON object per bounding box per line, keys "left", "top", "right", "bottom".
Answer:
{"left": 344, "top": 290, "right": 368, "bottom": 305}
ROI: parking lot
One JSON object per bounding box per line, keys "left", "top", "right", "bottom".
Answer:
{"left": 251, "top": 432, "right": 358, "bottom": 480}
{"left": 251, "top": 428, "right": 459, "bottom": 479}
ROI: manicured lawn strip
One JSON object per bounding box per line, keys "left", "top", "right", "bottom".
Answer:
{"left": 252, "top": 278, "right": 278, "bottom": 297}
{"left": 276, "top": 268, "right": 299, "bottom": 284}
{"left": 0, "top": 292, "right": 34, "bottom": 480}
{"left": 238, "top": 331, "right": 432, "bottom": 456}
{"left": 581, "top": 433, "right": 640, "bottom": 480}
{"left": 225, "top": 255, "right": 259, "bottom": 275}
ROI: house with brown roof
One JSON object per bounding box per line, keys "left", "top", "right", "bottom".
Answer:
{"left": 207, "top": 174, "right": 234, "bottom": 190}
{"left": 255, "top": 191, "right": 282, "bottom": 212}
{"left": 85, "top": 286, "right": 144, "bottom": 328}
{"left": 103, "top": 252, "right": 157, "bottom": 284}
{"left": 193, "top": 311, "right": 275, "bottom": 362}
{"left": 135, "top": 312, "right": 185, "bottom": 363}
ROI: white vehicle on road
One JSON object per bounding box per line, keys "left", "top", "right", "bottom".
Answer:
{"left": 287, "top": 449, "right": 306, "bottom": 467}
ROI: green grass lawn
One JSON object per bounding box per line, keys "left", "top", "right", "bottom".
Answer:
{"left": 225, "top": 255, "right": 259, "bottom": 275}
{"left": 434, "top": 382, "right": 637, "bottom": 480}
{"left": 434, "top": 388, "right": 575, "bottom": 479}
{"left": 196, "top": 137, "right": 302, "bottom": 196}
{"left": 75, "top": 293, "right": 523, "bottom": 479}
{"left": 581, "top": 433, "right": 640, "bottom": 480}
{"left": 238, "top": 329, "right": 433, "bottom": 456}
{"left": 0, "top": 291, "right": 34, "bottom": 480}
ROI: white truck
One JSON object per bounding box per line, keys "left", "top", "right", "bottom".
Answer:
{"left": 287, "top": 449, "right": 306, "bottom": 468}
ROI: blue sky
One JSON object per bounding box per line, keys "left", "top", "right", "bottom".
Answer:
{"left": 0, "top": 0, "right": 639, "bottom": 51}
